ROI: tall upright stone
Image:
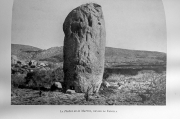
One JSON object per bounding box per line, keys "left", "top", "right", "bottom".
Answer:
{"left": 63, "top": 3, "right": 106, "bottom": 93}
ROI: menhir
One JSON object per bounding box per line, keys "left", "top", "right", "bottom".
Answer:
{"left": 63, "top": 3, "right": 106, "bottom": 93}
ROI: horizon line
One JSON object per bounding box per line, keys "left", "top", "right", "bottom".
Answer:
{"left": 11, "top": 43, "right": 167, "bottom": 54}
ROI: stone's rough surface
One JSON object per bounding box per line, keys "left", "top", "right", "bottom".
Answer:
{"left": 63, "top": 3, "right": 106, "bottom": 93}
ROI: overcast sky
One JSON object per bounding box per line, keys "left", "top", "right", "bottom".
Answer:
{"left": 11, "top": 0, "right": 166, "bottom": 53}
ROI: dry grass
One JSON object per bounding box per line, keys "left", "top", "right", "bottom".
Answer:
{"left": 101, "top": 70, "right": 166, "bottom": 105}
{"left": 11, "top": 69, "right": 166, "bottom": 105}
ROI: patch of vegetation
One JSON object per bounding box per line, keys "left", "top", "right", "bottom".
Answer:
{"left": 11, "top": 74, "right": 26, "bottom": 88}
{"left": 11, "top": 67, "right": 64, "bottom": 91}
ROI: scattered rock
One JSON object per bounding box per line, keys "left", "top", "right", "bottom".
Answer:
{"left": 39, "top": 62, "right": 46, "bottom": 67}
{"left": 118, "top": 86, "right": 122, "bottom": 90}
{"left": 51, "top": 82, "right": 62, "bottom": 91}
{"left": 102, "top": 81, "right": 110, "bottom": 88}
{"left": 92, "top": 93, "right": 100, "bottom": 98}
{"left": 66, "top": 89, "right": 76, "bottom": 94}
{"left": 29, "top": 60, "right": 37, "bottom": 66}
{"left": 63, "top": 3, "right": 106, "bottom": 93}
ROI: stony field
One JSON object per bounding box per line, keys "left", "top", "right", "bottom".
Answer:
{"left": 11, "top": 69, "right": 166, "bottom": 105}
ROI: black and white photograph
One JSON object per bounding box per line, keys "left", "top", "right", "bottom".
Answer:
{"left": 11, "top": 0, "right": 167, "bottom": 105}
{"left": 1, "top": 0, "right": 180, "bottom": 118}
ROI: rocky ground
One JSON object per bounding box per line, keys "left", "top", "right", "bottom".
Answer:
{"left": 11, "top": 70, "right": 166, "bottom": 105}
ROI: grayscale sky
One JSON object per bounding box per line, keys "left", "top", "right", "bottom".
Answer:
{"left": 11, "top": 0, "right": 166, "bottom": 53}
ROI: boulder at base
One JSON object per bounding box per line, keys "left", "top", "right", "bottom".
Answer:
{"left": 63, "top": 3, "right": 106, "bottom": 93}
{"left": 66, "top": 89, "right": 76, "bottom": 94}
{"left": 102, "top": 81, "right": 110, "bottom": 88}
{"left": 50, "top": 82, "right": 62, "bottom": 91}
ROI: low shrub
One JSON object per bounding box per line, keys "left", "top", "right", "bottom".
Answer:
{"left": 25, "top": 70, "right": 53, "bottom": 89}
{"left": 52, "top": 67, "right": 64, "bottom": 82}
{"left": 11, "top": 66, "right": 64, "bottom": 90}
{"left": 11, "top": 74, "right": 26, "bottom": 88}
{"left": 103, "top": 69, "right": 111, "bottom": 80}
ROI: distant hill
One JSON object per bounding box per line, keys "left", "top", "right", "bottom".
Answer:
{"left": 105, "top": 47, "right": 166, "bottom": 67}
{"left": 11, "top": 44, "right": 42, "bottom": 60}
{"left": 35, "top": 47, "right": 63, "bottom": 62}
{"left": 11, "top": 44, "right": 166, "bottom": 67}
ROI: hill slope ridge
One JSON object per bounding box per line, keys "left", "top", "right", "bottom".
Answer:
{"left": 11, "top": 44, "right": 166, "bottom": 66}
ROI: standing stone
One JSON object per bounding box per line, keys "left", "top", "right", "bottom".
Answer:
{"left": 63, "top": 3, "right": 106, "bottom": 93}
